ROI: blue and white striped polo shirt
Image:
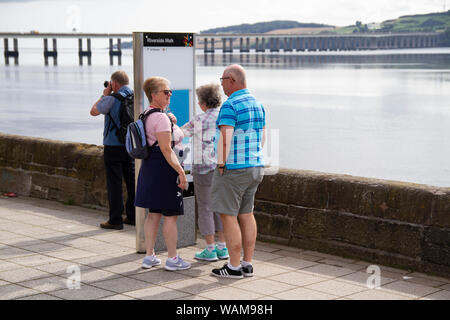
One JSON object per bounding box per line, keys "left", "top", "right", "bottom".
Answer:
{"left": 216, "top": 88, "right": 265, "bottom": 170}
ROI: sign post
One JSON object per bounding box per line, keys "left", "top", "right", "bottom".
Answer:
{"left": 133, "top": 32, "right": 196, "bottom": 253}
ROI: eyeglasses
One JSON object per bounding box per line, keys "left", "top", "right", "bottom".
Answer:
{"left": 158, "top": 90, "right": 172, "bottom": 96}
{"left": 220, "top": 77, "right": 233, "bottom": 83}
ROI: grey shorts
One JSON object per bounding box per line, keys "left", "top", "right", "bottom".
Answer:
{"left": 211, "top": 167, "right": 264, "bottom": 216}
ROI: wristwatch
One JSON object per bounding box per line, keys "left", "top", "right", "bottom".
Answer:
{"left": 217, "top": 165, "right": 225, "bottom": 169}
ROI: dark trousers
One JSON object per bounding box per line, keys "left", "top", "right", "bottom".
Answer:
{"left": 104, "top": 145, "right": 135, "bottom": 225}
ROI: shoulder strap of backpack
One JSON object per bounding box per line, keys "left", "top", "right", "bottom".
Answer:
{"left": 110, "top": 92, "right": 125, "bottom": 101}
{"left": 105, "top": 92, "right": 127, "bottom": 132}
{"left": 139, "top": 108, "right": 175, "bottom": 148}
{"left": 139, "top": 107, "right": 161, "bottom": 121}
{"left": 106, "top": 92, "right": 133, "bottom": 130}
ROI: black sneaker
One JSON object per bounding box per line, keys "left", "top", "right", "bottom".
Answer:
{"left": 211, "top": 263, "right": 244, "bottom": 279}
{"left": 241, "top": 264, "right": 253, "bottom": 277}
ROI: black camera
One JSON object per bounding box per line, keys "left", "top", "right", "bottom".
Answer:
{"left": 104, "top": 81, "right": 110, "bottom": 88}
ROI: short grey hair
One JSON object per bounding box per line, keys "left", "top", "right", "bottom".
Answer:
{"left": 111, "top": 70, "right": 129, "bottom": 86}
{"left": 196, "top": 83, "right": 222, "bottom": 109}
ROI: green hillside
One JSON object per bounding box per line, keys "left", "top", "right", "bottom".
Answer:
{"left": 379, "top": 10, "right": 450, "bottom": 33}
{"left": 334, "top": 10, "right": 450, "bottom": 34}
{"left": 199, "top": 20, "right": 333, "bottom": 34}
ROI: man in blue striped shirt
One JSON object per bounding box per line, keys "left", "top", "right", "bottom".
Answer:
{"left": 211, "top": 64, "right": 266, "bottom": 279}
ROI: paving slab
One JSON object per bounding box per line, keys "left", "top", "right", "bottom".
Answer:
{"left": 49, "top": 284, "right": 116, "bottom": 300}
{"left": 304, "top": 279, "right": 369, "bottom": 297}
{"left": 272, "top": 287, "right": 339, "bottom": 300}
{"left": 268, "top": 270, "right": 330, "bottom": 287}
{"left": 380, "top": 280, "right": 442, "bottom": 298}
{"left": 16, "top": 293, "right": 62, "bottom": 300}
{"left": 231, "top": 278, "right": 297, "bottom": 296}
{"left": 419, "top": 290, "right": 450, "bottom": 300}
{"left": 0, "top": 284, "right": 41, "bottom": 300}
{"left": 18, "top": 275, "right": 68, "bottom": 293}
{"left": 0, "top": 196, "right": 449, "bottom": 300}
{"left": 0, "top": 267, "right": 51, "bottom": 283}
{"left": 124, "top": 285, "right": 191, "bottom": 300}
{"left": 345, "top": 289, "right": 412, "bottom": 300}
{"left": 89, "top": 276, "right": 151, "bottom": 294}
{"left": 197, "top": 286, "right": 264, "bottom": 300}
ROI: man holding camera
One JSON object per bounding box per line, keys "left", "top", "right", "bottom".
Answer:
{"left": 90, "top": 71, "right": 135, "bottom": 230}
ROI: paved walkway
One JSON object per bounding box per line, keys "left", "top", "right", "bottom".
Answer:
{"left": 0, "top": 196, "right": 449, "bottom": 300}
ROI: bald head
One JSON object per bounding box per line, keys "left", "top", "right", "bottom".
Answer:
{"left": 224, "top": 64, "right": 247, "bottom": 87}
{"left": 221, "top": 64, "right": 247, "bottom": 96}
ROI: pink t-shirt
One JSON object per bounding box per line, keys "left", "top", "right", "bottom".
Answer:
{"left": 144, "top": 107, "right": 184, "bottom": 149}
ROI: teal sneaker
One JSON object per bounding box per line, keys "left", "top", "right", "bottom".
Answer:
{"left": 215, "top": 245, "right": 229, "bottom": 260}
{"left": 194, "top": 248, "right": 218, "bottom": 261}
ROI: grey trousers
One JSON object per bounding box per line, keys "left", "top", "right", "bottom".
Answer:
{"left": 193, "top": 171, "right": 223, "bottom": 236}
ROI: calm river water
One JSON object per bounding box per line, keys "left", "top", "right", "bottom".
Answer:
{"left": 0, "top": 48, "right": 449, "bottom": 187}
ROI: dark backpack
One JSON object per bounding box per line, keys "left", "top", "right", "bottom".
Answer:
{"left": 107, "top": 92, "right": 134, "bottom": 144}
{"left": 125, "top": 108, "right": 175, "bottom": 159}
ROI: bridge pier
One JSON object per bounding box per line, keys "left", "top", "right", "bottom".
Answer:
{"left": 211, "top": 38, "right": 215, "bottom": 53}
{"left": 3, "top": 38, "right": 19, "bottom": 65}
{"left": 295, "top": 38, "right": 300, "bottom": 51}
{"left": 419, "top": 36, "right": 424, "bottom": 48}
{"left": 302, "top": 38, "right": 308, "bottom": 51}
{"left": 339, "top": 37, "right": 345, "bottom": 51}
{"left": 317, "top": 37, "right": 323, "bottom": 51}
{"left": 255, "top": 37, "right": 266, "bottom": 52}
{"left": 203, "top": 38, "right": 215, "bottom": 53}
{"left": 222, "top": 38, "right": 233, "bottom": 53}
{"left": 395, "top": 36, "right": 401, "bottom": 48}
{"left": 43, "top": 38, "right": 57, "bottom": 66}
{"left": 305, "top": 38, "right": 311, "bottom": 51}
{"left": 356, "top": 37, "right": 363, "bottom": 50}
{"left": 284, "top": 37, "right": 293, "bottom": 52}
{"left": 239, "top": 37, "right": 250, "bottom": 52}
{"left": 270, "top": 38, "right": 279, "bottom": 52}
{"left": 386, "top": 37, "right": 393, "bottom": 49}
{"left": 109, "top": 38, "right": 122, "bottom": 66}
{"left": 308, "top": 37, "right": 315, "bottom": 51}
{"left": 78, "top": 38, "right": 92, "bottom": 66}
{"left": 344, "top": 37, "right": 351, "bottom": 51}
{"left": 304, "top": 38, "right": 310, "bottom": 51}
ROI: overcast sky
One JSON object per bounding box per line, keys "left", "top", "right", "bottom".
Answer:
{"left": 0, "top": 0, "right": 447, "bottom": 33}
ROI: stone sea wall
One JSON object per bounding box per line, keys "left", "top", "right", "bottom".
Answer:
{"left": 0, "top": 133, "right": 108, "bottom": 209}
{"left": 1, "top": 132, "right": 449, "bottom": 277}
{"left": 254, "top": 170, "right": 450, "bottom": 277}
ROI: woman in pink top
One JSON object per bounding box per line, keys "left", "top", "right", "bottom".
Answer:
{"left": 135, "top": 76, "right": 191, "bottom": 271}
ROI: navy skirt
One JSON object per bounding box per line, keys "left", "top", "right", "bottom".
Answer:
{"left": 135, "top": 147, "right": 184, "bottom": 215}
